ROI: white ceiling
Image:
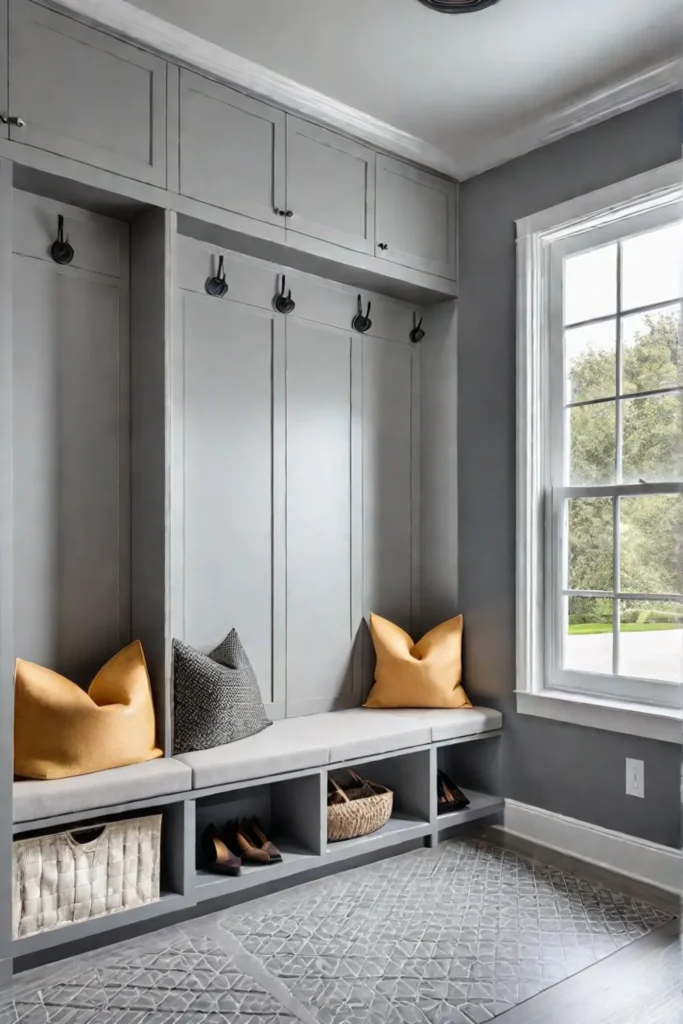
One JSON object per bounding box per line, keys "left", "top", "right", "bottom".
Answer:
{"left": 128, "top": 0, "right": 681, "bottom": 174}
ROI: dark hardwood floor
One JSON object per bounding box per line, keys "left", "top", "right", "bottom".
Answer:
{"left": 485, "top": 828, "right": 681, "bottom": 1023}
{"left": 495, "top": 917, "right": 681, "bottom": 1023}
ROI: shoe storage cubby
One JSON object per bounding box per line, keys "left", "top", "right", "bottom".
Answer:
{"left": 436, "top": 734, "right": 503, "bottom": 835}
{"left": 12, "top": 800, "right": 192, "bottom": 959}
{"left": 193, "top": 772, "right": 323, "bottom": 900}
{"left": 325, "top": 749, "right": 432, "bottom": 860}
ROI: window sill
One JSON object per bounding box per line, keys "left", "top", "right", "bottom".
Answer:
{"left": 516, "top": 690, "right": 682, "bottom": 744}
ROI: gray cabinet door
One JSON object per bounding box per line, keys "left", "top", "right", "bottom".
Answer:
{"left": 0, "top": 0, "right": 7, "bottom": 140}
{"left": 9, "top": 0, "right": 167, "bottom": 186}
{"left": 12, "top": 194, "right": 130, "bottom": 688}
{"left": 180, "top": 70, "right": 285, "bottom": 226}
{"left": 286, "top": 320, "right": 362, "bottom": 716}
{"left": 177, "top": 291, "right": 286, "bottom": 718}
{"left": 376, "top": 155, "right": 457, "bottom": 279}
{"left": 286, "top": 116, "right": 375, "bottom": 254}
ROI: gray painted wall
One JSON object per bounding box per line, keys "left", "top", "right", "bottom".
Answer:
{"left": 456, "top": 94, "right": 682, "bottom": 849}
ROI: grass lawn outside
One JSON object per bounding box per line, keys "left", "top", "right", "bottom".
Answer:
{"left": 568, "top": 622, "right": 683, "bottom": 635}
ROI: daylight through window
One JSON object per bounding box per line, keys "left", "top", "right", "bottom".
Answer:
{"left": 518, "top": 167, "right": 683, "bottom": 713}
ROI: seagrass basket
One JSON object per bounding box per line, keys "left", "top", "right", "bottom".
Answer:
{"left": 327, "top": 769, "right": 393, "bottom": 842}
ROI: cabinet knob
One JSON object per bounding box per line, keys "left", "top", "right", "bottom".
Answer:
{"left": 378, "top": 242, "right": 388, "bottom": 251}
{"left": 1, "top": 115, "right": 25, "bottom": 127}
{"left": 274, "top": 208, "right": 288, "bottom": 217}
{"left": 285, "top": 210, "right": 294, "bottom": 218}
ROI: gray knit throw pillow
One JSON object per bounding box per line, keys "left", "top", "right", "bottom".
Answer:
{"left": 173, "top": 630, "right": 271, "bottom": 755}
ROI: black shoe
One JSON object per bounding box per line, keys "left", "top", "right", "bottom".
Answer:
{"left": 437, "top": 770, "right": 470, "bottom": 811}
{"left": 201, "top": 823, "right": 242, "bottom": 876}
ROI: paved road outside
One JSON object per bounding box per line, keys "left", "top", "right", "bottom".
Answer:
{"left": 566, "top": 628, "right": 683, "bottom": 682}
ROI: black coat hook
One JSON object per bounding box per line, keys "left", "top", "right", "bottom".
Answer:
{"left": 273, "top": 274, "right": 296, "bottom": 315}
{"left": 50, "top": 215, "right": 74, "bottom": 265}
{"left": 409, "top": 313, "right": 425, "bottom": 344}
{"left": 352, "top": 295, "right": 372, "bottom": 334}
{"left": 205, "top": 254, "right": 228, "bottom": 298}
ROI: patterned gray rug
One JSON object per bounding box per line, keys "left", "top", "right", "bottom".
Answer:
{"left": 1, "top": 839, "right": 673, "bottom": 1024}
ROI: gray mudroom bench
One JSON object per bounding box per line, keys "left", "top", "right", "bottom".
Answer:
{"left": 13, "top": 707, "right": 503, "bottom": 964}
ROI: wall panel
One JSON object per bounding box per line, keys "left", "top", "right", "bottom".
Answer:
{"left": 362, "top": 335, "right": 415, "bottom": 694}
{"left": 177, "top": 291, "right": 286, "bottom": 717}
{"left": 286, "top": 320, "right": 360, "bottom": 716}
{"left": 174, "top": 238, "right": 418, "bottom": 719}
{"left": 12, "top": 193, "right": 129, "bottom": 687}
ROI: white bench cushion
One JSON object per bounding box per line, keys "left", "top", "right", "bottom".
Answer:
{"left": 379, "top": 706, "right": 503, "bottom": 743}
{"left": 324, "top": 709, "right": 431, "bottom": 762}
{"left": 13, "top": 759, "right": 192, "bottom": 824}
{"left": 174, "top": 717, "right": 331, "bottom": 789}
{"left": 175, "top": 709, "right": 435, "bottom": 789}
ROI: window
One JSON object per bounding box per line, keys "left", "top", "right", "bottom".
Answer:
{"left": 517, "top": 163, "right": 683, "bottom": 737}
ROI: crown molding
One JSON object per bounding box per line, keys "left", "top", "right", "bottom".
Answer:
{"left": 458, "top": 55, "right": 683, "bottom": 179}
{"left": 47, "top": 0, "right": 683, "bottom": 183}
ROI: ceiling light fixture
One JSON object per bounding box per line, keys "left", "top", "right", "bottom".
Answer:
{"left": 418, "top": 0, "right": 502, "bottom": 12}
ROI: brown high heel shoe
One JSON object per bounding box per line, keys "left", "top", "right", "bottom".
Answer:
{"left": 227, "top": 821, "right": 271, "bottom": 865}
{"left": 247, "top": 817, "right": 282, "bottom": 863}
{"left": 201, "top": 824, "right": 242, "bottom": 876}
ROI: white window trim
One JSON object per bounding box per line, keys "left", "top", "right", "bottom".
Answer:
{"left": 516, "top": 161, "right": 683, "bottom": 745}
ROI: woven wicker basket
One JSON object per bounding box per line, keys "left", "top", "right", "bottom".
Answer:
{"left": 327, "top": 770, "right": 393, "bottom": 842}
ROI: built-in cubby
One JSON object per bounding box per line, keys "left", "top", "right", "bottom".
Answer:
{"left": 326, "top": 749, "right": 432, "bottom": 858}
{"left": 11, "top": 190, "right": 131, "bottom": 690}
{"left": 11, "top": 799, "right": 192, "bottom": 958}
{"left": 436, "top": 733, "right": 503, "bottom": 834}
{"left": 7, "top": 180, "right": 173, "bottom": 755}
{"left": 194, "top": 773, "right": 322, "bottom": 900}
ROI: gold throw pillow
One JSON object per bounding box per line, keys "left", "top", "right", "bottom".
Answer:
{"left": 14, "top": 641, "right": 163, "bottom": 780}
{"left": 364, "top": 614, "right": 472, "bottom": 709}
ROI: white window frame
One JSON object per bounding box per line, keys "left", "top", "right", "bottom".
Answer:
{"left": 516, "top": 161, "right": 683, "bottom": 744}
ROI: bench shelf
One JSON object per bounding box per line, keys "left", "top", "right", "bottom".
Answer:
{"left": 436, "top": 788, "right": 505, "bottom": 832}
{"left": 196, "top": 846, "right": 320, "bottom": 901}
{"left": 326, "top": 814, "right": 432, "bottom": 859}
{"left": 13, "top": 892, "right": 189, "bottom": 958}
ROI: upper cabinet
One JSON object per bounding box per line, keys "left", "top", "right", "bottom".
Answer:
{"left": 0, "top": 7, "right": 458, "bottom": 286}
{"left": 376, "top": 156, "right": 457, "bottom": 280}
{"left": 285, "top": 116, "right": 375, "bottom": 255}
{"left": 179, "top": 70, "right": 285, "bottom": 227}
{"left": 0, "top": 0, "right": 7, "bottom": 141}
{"left": 174, "top": 72, "right": 457, "bottom": 281}
{"left": 8, "top": 0, "right": 167, "bottom": 187}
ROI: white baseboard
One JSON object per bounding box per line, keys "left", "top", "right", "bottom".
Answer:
{"left": 501, "top": 800, "right": 682, "bottom": 895}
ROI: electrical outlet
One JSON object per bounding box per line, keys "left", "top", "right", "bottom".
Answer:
{"left": 626, "top": 758, "right": 645, "bottom": 798}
